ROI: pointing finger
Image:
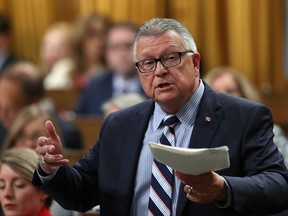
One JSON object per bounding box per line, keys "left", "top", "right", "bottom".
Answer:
{"left": 44, "top": 120, "right": 63, "bottom": 155}
{"left": 45, "top": 120, "right": 60, "bottom": 143}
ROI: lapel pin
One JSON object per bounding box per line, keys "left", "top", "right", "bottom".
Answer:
{"left": 205, "top": 116, "right": 211, "bottom": 122}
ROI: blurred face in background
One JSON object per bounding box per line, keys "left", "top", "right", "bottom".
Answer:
{"left": 40, "top": 29, "right": 68, "bottom": 73}
{"left": 209, "top": 72, "right": 242, "bottom": 97}
{"left": 0, "top": 164, "right": 47, "bottom": 216}
{"left": 0, "top": 33, "right": 9, "bottom": 50}
{"left": 14, "top": 116, "right": 46, "bottom": 149}
{"left": 82, "top": 18, "right": 107, "bottom": 62}
{"left": 0, "top": 80, "right": 27, "bottom": 129}
{"left": 105, "top": 26, "right": 136, "bottom": 78}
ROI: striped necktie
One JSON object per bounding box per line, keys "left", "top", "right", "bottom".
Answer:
{"left": 148, "top": 115, "right": 179, "bottom": 216}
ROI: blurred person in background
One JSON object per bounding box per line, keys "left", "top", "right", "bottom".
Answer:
{"left": 0, "top": 148, "right": 52, "bottom": 216}
{"left": 101, "top": 92, "right": 146, "bottom": 118}
{"left": 1, "top": 104, "right": 80, "bottom": 216}
{"left": 69, "top": 13, "right": 111, "bottom": 92}
{"left": 204, "top": 67, "right": 260, "bottom": 101}
{"left": 204, "top": 66, "right": 288, "bottom": 169}
{"left": 74, "top": 22, "right": 146, "bottom": 116}
{"left": 0, "top": 13, "right": 18, "bottom": 74}
{"left": 42, "top": 13, "right": 110, "bottom": 92}
{"left": 0, "top": 61, "right": 83, "bottom": 150}
{"left": 40, "top": 22, "right": 74, "bottom": 90}
{"left": 40, "top": 22, "right": 72, "bottom": 76}
{"left": 0, "top": 61, "right": 43, "bottom": 146}
{"left": 1, "top": 104, "right": 61, "bottom": 151}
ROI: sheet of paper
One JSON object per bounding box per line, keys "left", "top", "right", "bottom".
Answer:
{"left": 148, "top": 142, "right": 230, "bottom": 175}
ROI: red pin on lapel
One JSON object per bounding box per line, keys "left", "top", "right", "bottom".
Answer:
{"left": 205, "top": 116, "right": 211, "bottom": 122}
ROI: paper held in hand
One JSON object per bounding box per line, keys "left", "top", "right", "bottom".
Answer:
{"left": 148, "top": 142, "right": 230, "bottom": 175}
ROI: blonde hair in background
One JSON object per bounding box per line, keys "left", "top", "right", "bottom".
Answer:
{"left": 43, "top": 22, "right": 72, "bottom": 50}
{"left": 40, "top": 22, "right": 73, "bottom": 73}
{"left": 204, "top": 66, "right": 261, "bottom": 103}
{"left": 2, "top": 103, "right": 62, "bottom": 152}
{"left": 0, "top": 148, "right": 38, "bottom": 182}
{"left": 0, "top": 147, "right": 53, "bottom": 207}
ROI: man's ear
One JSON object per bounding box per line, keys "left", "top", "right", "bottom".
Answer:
{"left": 192, "top": 52, "right": 201, "bottom": 76}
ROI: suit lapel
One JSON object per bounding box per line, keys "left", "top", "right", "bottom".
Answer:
{"left": 176, "top": 84, "right": 224, "bottom": 216}
{"left": 117, "top": 100, "right": 155, "bottom": 215}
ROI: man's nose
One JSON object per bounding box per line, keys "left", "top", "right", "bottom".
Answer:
{"left": 154, "top": 61, "right": 167, "bottom": 76}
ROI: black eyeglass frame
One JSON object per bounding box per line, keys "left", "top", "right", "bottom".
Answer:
{"left": 135, "top": 50, "right": 194, "bottom": 73}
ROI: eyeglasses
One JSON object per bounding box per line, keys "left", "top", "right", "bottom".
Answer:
{"left": 135, "top": 51, "right": 194, "bottom": 73}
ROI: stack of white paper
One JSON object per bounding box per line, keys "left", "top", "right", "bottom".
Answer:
{"left": 148, "top": 142, "right": 230, "bottom": 175}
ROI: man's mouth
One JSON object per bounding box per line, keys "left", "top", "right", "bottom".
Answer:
{"left": 157, "top": 83, "right": 170, "bottom": 88}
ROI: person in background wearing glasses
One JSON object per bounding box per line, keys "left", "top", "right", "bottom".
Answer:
{"left": 73, "top": 22, "right": 147, "bottom": 116}
{"left": 1, "top": 104, "right": 61, "bottom": 151}
{"left": 32, "top": 18, "right": 288, "bottom": 216}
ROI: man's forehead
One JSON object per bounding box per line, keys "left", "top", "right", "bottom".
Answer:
{"left": 136, "top": 33, "right": 185, "bottom": 56}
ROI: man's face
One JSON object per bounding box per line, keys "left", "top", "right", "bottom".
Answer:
{"left": 105, "top": 27, "right": 136, "bottom": 77}
{"left": 135, "top": 31, "right": 201, "bottom": 113}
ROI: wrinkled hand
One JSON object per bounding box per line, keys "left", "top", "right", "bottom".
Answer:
{"left": 175, "top": 171, "right": 227, "bottom": 204}
{"left": 35, "top": 120, "right": 69, "bottom": 174}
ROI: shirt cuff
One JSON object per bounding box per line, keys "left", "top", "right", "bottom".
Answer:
{"left": 36, "top": 163, "right": 58, "bottom": 184}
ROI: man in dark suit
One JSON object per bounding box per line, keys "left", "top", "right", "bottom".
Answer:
{"left": 33, "top": 18, "right": 288, "bottom": 216}
{"left": 74, "top": 22, "right": 146, "bottom": 116}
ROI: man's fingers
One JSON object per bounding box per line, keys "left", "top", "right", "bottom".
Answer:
{"left": 40, "top": 153, "right": 69, "bottom": 166}
{"left": 39, "top": 156, "right": 70, "bottom": 174}
{"left": 44, "top": 120, "right": 63, "bottom": 154}
{"left": 45, "top": 120, "right": 59, "bottom": 142}
{"left": 36, "top": 143, "right": 55, "bottom": 156}
{"left": 37, "top": 136, "right": 50, "bottom": 147}
{"left": 43, "top": 153, "right": 63, "bottom": 161}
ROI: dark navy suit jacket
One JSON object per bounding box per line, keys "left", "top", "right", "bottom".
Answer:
{"left": 74, "top": 71, "right": 146, "bottom": 116}
{"left": 33, "top": 84, "right": 288, "bottom": 216}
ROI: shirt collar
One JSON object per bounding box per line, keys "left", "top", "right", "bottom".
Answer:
{"left": 152, "top": 79, "right": 205, "bottom": 132}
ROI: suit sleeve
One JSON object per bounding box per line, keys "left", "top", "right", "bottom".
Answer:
{"left": 32, "top": 116, "right": 112, "bottom": 212}
{"left": 224, "top": 105, "right": 288, "bottom": 214}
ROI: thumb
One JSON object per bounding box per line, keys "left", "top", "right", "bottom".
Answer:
{"left": 45, "top": 120, "right": 62, "bottom": 154}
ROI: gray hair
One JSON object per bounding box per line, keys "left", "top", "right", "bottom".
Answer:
{"left": 132, "top": 18, "right": 197, "bottom": 62}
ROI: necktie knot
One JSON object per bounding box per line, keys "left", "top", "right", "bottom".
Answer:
{"left": 163, "top": 115, "right": 179, "bottom": 127}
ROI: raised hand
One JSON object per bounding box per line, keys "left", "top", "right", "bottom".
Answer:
{"left": 36, "top": 120, "right": 69, "bottom": 174}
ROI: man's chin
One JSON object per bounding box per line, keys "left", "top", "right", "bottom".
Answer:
{"left": 155, "top": 94, "right": 178, "bottom": 105}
